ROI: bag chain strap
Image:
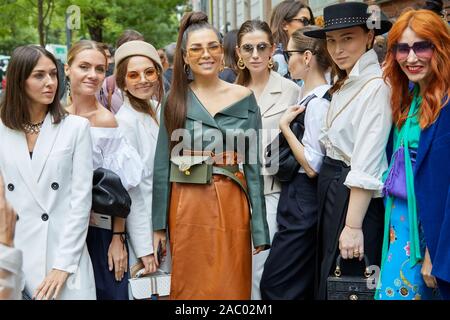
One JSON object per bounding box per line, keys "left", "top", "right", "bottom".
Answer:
{"left": 326, "top": 77, "right": 382, "bottom": 129}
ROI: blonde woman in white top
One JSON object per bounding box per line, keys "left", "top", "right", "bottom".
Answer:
{"left": 65, "top": 40, "right": 149, "bottom": 300}
{"left": 235, "top": 20, "right": 300, "bottom": 300}
{"left": 304, "top": 2, "right": 393, "bottom": 299}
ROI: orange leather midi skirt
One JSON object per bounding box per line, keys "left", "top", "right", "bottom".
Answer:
{"left": 168, "top": 153, "right": 251, "bottom": 300}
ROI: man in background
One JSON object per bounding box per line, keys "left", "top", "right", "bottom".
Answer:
{"left": 163, "top": 42, "right": 176, "bottom": 92}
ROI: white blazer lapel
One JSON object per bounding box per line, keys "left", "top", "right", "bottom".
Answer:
{"left": 31, "top": 113, "right": 62, "bottom": 183}
{"left": 6, "top": 127, "right": 47, "bottom": 212}
{"left": 259, "top": 71, "right": 282, "bottom": 116}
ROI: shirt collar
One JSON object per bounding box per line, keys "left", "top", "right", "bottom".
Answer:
{"left": 300, "top": 84, "right": 332, "bottom": 103}
{"left": 347, "top": 49, "right": 380, "bottom": 80}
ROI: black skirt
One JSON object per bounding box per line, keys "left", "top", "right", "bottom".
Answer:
{"left": 315, "top": 156, "right": 385, "bottom": 300}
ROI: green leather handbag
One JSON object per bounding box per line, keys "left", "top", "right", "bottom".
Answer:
{"left": 169, "top": 155, "right": 213, "bottom": 184}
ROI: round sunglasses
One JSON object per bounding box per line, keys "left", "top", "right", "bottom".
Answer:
{"left": 126, "top": 67, "right": 159, "bottom": 84}
{"left": 239, "top": 42, "right": 272, "bottom": 57}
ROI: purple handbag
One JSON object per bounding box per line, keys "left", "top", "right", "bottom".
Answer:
{"left": 383, "top": 146, "right": 416, "bottom": 200}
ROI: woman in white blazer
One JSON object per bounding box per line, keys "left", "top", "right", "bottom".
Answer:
{"left": 113, "top": 41, "right": 164, "bottom": 286}
{"left": 65, "top": 40, "right": 151, "bottom": 300}
{"left": 0, "top": 45, "right": 95, "bottom": 300}
{"left": 235, "top": 20, "right": 300, "bottom": 300}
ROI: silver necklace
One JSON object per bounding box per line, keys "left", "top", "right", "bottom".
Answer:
{"left": 23, "top": 119, "right": 44, "bottom": 134}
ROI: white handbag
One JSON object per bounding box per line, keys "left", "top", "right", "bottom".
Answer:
{"left": 128, "top": 268, "right": 171, "bottom": 299}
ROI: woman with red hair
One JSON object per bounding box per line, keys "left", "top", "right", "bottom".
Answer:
{"left": 376, "top": 9, "right": 450, "bottom": 300}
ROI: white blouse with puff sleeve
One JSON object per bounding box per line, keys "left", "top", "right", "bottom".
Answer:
{"left": 90, "top": 126, "right": 144, "bottom": 190}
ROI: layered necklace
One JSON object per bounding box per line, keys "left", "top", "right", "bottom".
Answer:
{"left": 23, "top": 118, "right": 45, "bottom": 135}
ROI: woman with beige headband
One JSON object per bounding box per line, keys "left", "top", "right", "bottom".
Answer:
{"left": 114, "top": 40, "right": 166, "bottom": 286}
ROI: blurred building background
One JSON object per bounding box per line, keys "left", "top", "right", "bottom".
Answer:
{"left": 188, "top": 0, "right": 447, "bottom": 34}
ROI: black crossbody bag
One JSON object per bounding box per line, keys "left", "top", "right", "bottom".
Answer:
{"left": 265, "top": 91, "right": 331, "bottom": 183}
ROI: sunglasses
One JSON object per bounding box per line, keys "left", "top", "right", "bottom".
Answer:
{"left": 289, "top": 17, "right": 311, "bottom": 26}
{"left": 188, "top": 43, "right": 223, "bottom": 58}
{"left": 126, "top": 67, "right": 159, "bottom": 83}
{"left": 283, "top": 49, "right": 314, "bottom": 62}
{"left": 239, "top": 42, "right": 272, "bottom": 57}
{"left": 393, "top": 41, "right": 434, "bottom": 61}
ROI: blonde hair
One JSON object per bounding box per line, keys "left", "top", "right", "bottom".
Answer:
{"left": 67, "top": 40, "right": 107, "bottom": 66}
{"left": 66, "top": 40, "right": 107, "bottom": 104}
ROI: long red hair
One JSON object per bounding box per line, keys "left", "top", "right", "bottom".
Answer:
{"left": 383, "top": 9, "right": 450, "bottom": 129}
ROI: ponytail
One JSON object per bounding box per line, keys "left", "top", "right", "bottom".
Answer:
{"left": 165, "top": 11, "right": 221, "bottom": 148}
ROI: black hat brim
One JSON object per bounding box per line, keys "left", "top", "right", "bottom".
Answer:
{"left": 304, "top": 20, "right": 392, "bottom": 39}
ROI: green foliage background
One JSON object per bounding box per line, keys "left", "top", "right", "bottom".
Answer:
{"left": 0, "top": 0, "right": 189, "bottom": 55}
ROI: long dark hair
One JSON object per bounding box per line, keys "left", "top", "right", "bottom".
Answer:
{"left": 270, "top": 0, "right": 315, "bottom": 50}
{"left": 0, "top": 45, "right": 66, "bottom": 131}
{"left": 164, "top": 11, "right": 221, "bottom": 145}
{"left": 115, "top": 56, "right": 162, "bottom": 124}
{"left": 223, "top": 29, "right": 239, "bottom": 72}
{"left": 235, "top": 20, "right": 274, "bottom": 87}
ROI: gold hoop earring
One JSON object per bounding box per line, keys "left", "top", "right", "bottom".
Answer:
{"left": 219, "top": 60, "right": 225, "bottom": 73}
{"left": 237, "top": 57, "right": 246, "bottom": 70}
{"left": 268, "top": 58, "right": 274, "bottom": 70}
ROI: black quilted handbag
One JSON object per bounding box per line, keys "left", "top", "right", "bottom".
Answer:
{"left": 92, "top": 168, "right": 131, "bottom": 218}
{"left": 327, "top": 255, "right": 376, "bottom": 300}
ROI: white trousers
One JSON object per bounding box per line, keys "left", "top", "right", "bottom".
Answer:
{"left": 251, "top": 193, "right": 280, "bottom": 300}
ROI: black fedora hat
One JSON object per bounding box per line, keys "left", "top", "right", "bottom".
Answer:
{"left": 304, "top": 2, "right": 392, "bottom": 39}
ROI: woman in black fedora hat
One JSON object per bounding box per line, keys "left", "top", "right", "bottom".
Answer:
{"left": 303, "top": 2, "right": 393, "bottom": 300}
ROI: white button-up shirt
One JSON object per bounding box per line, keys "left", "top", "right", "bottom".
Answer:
{"left": 298, "top": 84, "right": 331, "bottom": 174}
{"left": 319, "top": 49, "right": 392, "bottom": 197}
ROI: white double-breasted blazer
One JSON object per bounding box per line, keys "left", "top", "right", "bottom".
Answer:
{"left": 0, "top": 113, "right": 96, "bottom": 299}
